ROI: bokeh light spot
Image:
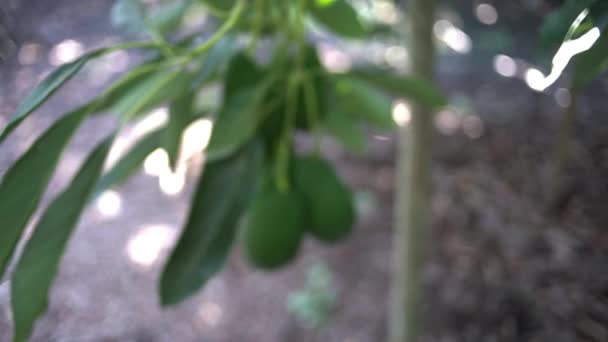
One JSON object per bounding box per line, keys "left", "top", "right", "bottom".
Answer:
{"left": 435, "top": 110, "right": 461, "bottom": 135}
{"left": 493, "top": 54, "right": 517, "bottom": 78}
{"left": 199, "top": 301, "right": 223, "bottom": 327}
{"left": 392, "top": 101, "right": 412, "bottom": 127}
{"left": 96, "top": 190, "right": 123, "bottom": 218}
{"left": 49, "top": 39, "right": 84, "bottom": 66}
{"left": 475, "top": 3, "right": 498, "bottom": 25}
{"left": 524, "top": 68, "right": 546, "bottom": 92}
{"left": 555, "top": 88, "right": 572, "bottom": 108}
{"left": 126, "top": 225, "right": 176, "bottom": 267}
{"left": 462, "top": 115, "right": 484, "bottom": 139}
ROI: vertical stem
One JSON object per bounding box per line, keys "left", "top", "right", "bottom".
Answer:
{"left": 389, "top": 0, "right": 436, "bottom": 341}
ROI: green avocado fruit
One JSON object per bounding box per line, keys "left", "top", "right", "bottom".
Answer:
{"left": 294, "top": 156, "right": 355, "bottom": 243}
{"left": 244, "top": 188, "right": 305, "bottom": 270}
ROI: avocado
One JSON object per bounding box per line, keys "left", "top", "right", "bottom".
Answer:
{"left": 244, "top": 188, "right": 305, "bottom": 270}
{"left": 294, "top": 156, "right": 355, "bottom": 243}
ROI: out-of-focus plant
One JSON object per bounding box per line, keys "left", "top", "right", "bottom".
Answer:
{"left": 0, "top": 0, "right": 444, "bottom": 341}
{"left": 539, "top": 0, "right": 608, "bottom": 186}
{"left": 287, "top": 263, "right": 337, "bottom": 329}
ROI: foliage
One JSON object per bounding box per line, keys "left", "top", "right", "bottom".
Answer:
{"left": 0, "top": 0, "right": 444, "bottom": 340}
{"left": 540, "top": 0, "right": 608, "bottom": 88}
{"left": 287, "top": 263, "right": 336, "bottom": 329}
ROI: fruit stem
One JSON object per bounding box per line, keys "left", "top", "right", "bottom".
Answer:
{"left": 188, "top": 0, "right": 246, "bottom": 58}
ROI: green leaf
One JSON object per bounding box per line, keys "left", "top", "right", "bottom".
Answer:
{"left": 111, "top": 0, "right": 147, "bottom": 33}
{"left": 94, "top": 129, "right": 163, "bottom": 194}
{"left": 224, "top": 53, "right": 265, "bottom": 96}
{"left": 148, "top": 0, "right": 190, "bottom": 35}
{"left": 200, "top": 0, "right": 236, "bottom": 13}
{"left": 193, "top": 35, "right": 239, "bottom": 88}
{"left": 0, "top": 50, "right": 105, "bottom": 143}
{"left": 11, "top": 136, "right": 114, "bottom": 342}
{"left": 160, "top": 140, "right": 263, "bottom": 306}
{"left": 348, "top": 68, "right": 446, "bottom": 109}
{"left": 333, "top": 76, "right": 395, "bottom": 130}
{"left": 573, "top": 30, "right": 608, "bottom": 88}
{"left": 109, "top": 69, "right": 183, "bottom": 122}
{"left": 0, "top": 105, "right": 91, "bottom": 279}
{"left": 206, "top": 89, "right": 267, "bottom": 160}
{"left": 540, "top": 0, "right": 597, "bottom": 48}
{"left": 206, "top": 53, "right": 271, "bottom": 160}
{"left": 95, "top": 60, "right": 175, "bottom": 114}
{"left": 165, "top": 91, "right": 195, "bottom": 170}
{"left": 309, "top": 0, "right": 368, "bottom": 39}
{"left": 323, "top": 110, "right": 366, "bottom": 153}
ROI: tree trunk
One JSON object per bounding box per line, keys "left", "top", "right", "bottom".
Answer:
{"left": 389, "top": 0, "right": 436, "bottom": 341}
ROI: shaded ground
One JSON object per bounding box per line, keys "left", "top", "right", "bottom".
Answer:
{"left": 1, "top": 1, "right": 608, "bottom": 341}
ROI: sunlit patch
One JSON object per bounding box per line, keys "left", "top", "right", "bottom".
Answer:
{"left": 158, "top": 167, "right": 186, "bottom": 196}
{"left": 374, "top": 1, "right": 400, "bottom": 24}
{"left": 385, "top": 45, "right": 409, "bottom": 69}
{"left": 144, "top": 149, "right": 170, "bottom": 177}
{"left": 318, "top": 43, "right": 352, "bottom": 73}
{"left": 524, "top": 68, "right": 546, "bottom": 92}
{"left": 181, "top": 118, "right": 213, "bottom": 163}
{"left": 555, "top": 88, "right": 572, "bottom": 108}
{"left": 106, "top": 137, "right": 130, "bottom": 169}
{"left": 434, "top": 20, "right": 472, "bottom": 54}
{"left": 49, "top": 39, "right": 84, "bottom": 66}
{"left": 435, "top": 110, "right": 461, "bottom": 135}
{"left": 199, "top": 301, "right": 223, "bottom": 327}
{"left": 541, "top": 26, "right": 601, "bottom": 91}
{"left": 133, "top": 107, "right": 169, "bottom": 138}
{"left": 126, "top": 224, "right": 176, "bottom": 267}
{"left": 493, "top": 54, "right": 517, "bottom": 78}
{"left": 475, "top": 3, "right": 498, "bottom": 25}
{"left": 392, "top": 101, "right": 411, "bottom": 127}
{"left": 18, "top": 42, "right": 43, "bottom": 66}
{"left": 462, "top": 115, "right": 484, "bottom": 139}
{"left": 96, "top": 190, "right": 123, "bottom": 218}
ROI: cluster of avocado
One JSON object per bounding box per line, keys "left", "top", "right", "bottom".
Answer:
{"left": 244, "top": 155, "right": 355, "bottom": 270}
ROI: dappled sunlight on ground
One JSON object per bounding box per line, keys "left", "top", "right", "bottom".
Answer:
{"left": 49, "top": 39, "right": 84, "bottom": 66}
{"left": 126, "top": 224, "right": 176, "bottom": 268}
{"left": 96, "top": 190, "right": 123, "bottom": 219}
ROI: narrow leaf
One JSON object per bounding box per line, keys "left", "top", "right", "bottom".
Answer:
{"left": 95, "top": 128, "right": 163, "bottom": 194}
{"left": 193, "top": 35, "right": 239, "bottom": 88}
{"left": 95, "top": 60, "right": 175, "bottom": 114}
{"left": 11, "top": 136, "right": 114, "bottom": 342}
{"left": 110, "top": 69, "right": 182, "bottom": 122}
{"left": 206, "top": 89, "right": 265, "bottom": 160}
{"left": 160, "top": 140, "right": 263, "bottom": 306}
{"left": 349, "top": 69, "right": 446, "bottom": 109}
{"left": 334, "top": 76, "right": 395, "bottom": 130}
{"left": 206, "top": 53, "right": 271, "bottom": 160}
{"left": 323, "top": 110, "right": 367, "bottom": 153}
{"left": 0, "top": 105, "right": 91, "bottom": 279}
{"left": 165, "top": 91, "right": 195, "bottom": 170}
{"left": 0, "top": 50, "right": 105, "bottom": 143}
{"left": 309, "top": 0, "right": 368, "bottom": 39}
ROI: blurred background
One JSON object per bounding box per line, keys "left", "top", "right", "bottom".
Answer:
{"left": 1, "top": 0, "right": 608, "bottom": 341}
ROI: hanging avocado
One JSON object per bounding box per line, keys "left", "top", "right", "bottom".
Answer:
{"left": 294, "top": 156, "right": 355, "bottom": 243}
{"left": 244, "top": 187, "right": 305, "bottom": 270}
